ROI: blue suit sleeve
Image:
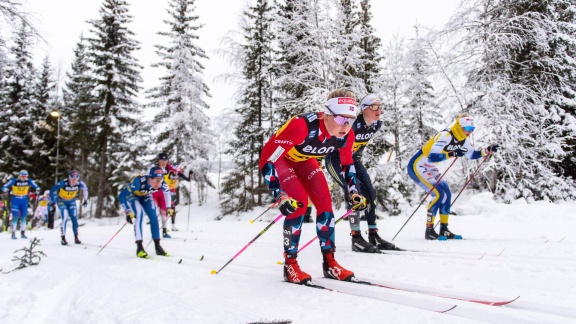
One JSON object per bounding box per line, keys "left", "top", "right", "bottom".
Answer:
{"left": 1, "top": 179, "right": 15, "bottom": 192}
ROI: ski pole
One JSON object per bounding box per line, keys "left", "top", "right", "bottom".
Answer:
{"left": 211, "top": 201, "right": 303, "bottom": 275}
{"left": 211, "top": 213, "right": 284, "bottom": 275}
{"left": 294, "top": 208, "right": 356, "bottom": 255}
{"left": 97, "top": 222, "right": 128, "bottom": 255}
{"left": 391, "top": 157, "right": 458, "bottom": 241}
{"left": 249, "top": 201, "right": 280, "bottom": 224}
{"left": 434, "top": 152, "right": 492, "bottom": 228}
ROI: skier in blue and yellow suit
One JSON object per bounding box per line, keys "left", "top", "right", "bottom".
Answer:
{"left": 407, "top": 114, "right": 499, "bottom": 240}
{"left": 1, "top": 170, "right": 40, "bottom": 239}
{"left": 50, "top": 170, "right": 88, "bottom": 245}
{"left": 118, "top": 166, "right": 171, "bottom": 259}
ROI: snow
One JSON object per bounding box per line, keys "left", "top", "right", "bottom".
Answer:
{"left": 1, "top": 188, "right": 575, "bottom": 323}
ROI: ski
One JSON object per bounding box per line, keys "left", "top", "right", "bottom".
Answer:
{"left": 297, "top": 280, "right": 457, "bottom": 313}
{"left": 346, "top": 277, "right": 520, "bottom": 306}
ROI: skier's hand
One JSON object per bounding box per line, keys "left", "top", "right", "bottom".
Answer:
{"left": 277, "top": 194, "right": 302, "bottom": 216}
{"left": 82, "top": 200, "right": 88, "bottom": 207}
{"left": 448, "top": 148, "right": 466, "bottom": 158}
{"left": 167, "top": 208, "right": 175, "bottom": 216}
{"left": 349, "top": 193, "right": 367, "bottom": 211}
{"left": 487, "top": 144, "right": 499, "bottom": 153}
{"left": 126, "top": 211, "right": 135, "bottom": 224}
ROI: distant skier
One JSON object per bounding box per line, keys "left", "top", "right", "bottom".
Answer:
{"left": 50, "top": 170, "right": 89, "bottom": 245}
{"left": 259, "top": 89, "right": 367, "bottom": 285}
{"left": 33, "top": 190, "right": 51, "bottom": 229}
{"left": 118, "top": 167, "right": 171, "bottom": 258}
{"left": 149, "top": 152, "right": 191, "bottom": 237}
{"left": 325, "top": 94, "right": 402, "bottom": 253}
{"left": 407, "top": 114, "right": 499, "bottom": 240}
{"left": 1, "top": 170, "right": 40, "bottom": 239}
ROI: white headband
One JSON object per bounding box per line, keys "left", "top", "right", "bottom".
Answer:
{"left": 325, "top": 97, "right": 358, "bottom": 116}
{"left": 360, "top": 94, "right": 381, "bottom": 110}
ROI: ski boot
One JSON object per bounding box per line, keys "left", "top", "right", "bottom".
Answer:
{"left": 74, "top": 234, "right": 82, "bottom": 244}
{"left": 283, "top": 252, "right": 312, "bottom": 284}
{"left": 425, "top": 225, "right": 440, "bottom": 240}
{"left": 171, "top": 224, "right": 179, "bottom": 231}
{"left": 136, "top": 240, "right": 149, "bottom": 258}
{"left": 368, "top": 229, "right": 401, "bottom": 250}
{"left": 162, "top": 228, "right": 171, "bottom": 238}
{"left": 439, "top": 224, "right": 462, "bottom": 240}
{"left": 154, "top": 239, "right": 168, "bottom": 256}
{"left": 61, "top": 236, "right": 68, "bottom": 245}
{"left": 302, "top": 206, "right": 313, "bottom": 223}
{"left": 11, "top": 231, "right": 17, "bottom": 240}
{"left": 350, "top": 231, "right": 379, "bottom": 253}
{"left": 20, "top": 231, "right": 27, "bottom": 239}
{"left": 322, "top": 249, "right": 355, "bottom": 281}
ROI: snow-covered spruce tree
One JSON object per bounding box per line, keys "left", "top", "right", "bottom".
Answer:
{"left": 219, "top": 0, "right": 276, "bottom": 215}
{"left": 0, "top": 23, "right": 36, "bottom": 175}
{"left": 367, "top": 36, "right": 415, "bottom": 215}
{"left": 546, "top": 0, "right": 576, "bottom": 182}
{"left": 62, "top": 36, "right": 100, "bottom": 196}
{"left": 29, "top": 57, "right": 58, "bottom": 189}
{"left": 357, "top": 0, "right": 382, "bottom": 94}
{"left": 86, "top": 0, "right": 143, "bottom": 217}
{"left": 439, "top": 0, "right": 576, "bottom": 202}
{"left": 146, "top": 0, "right": 213, "bottom": 206}
{"left": 273, "top": 0, "right": 365, "bottom": 122}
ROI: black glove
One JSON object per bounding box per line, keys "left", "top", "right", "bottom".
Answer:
{"left": 448, "top": 148, "right": 466, "bottom": 158}
{"left": 278, "top": 194, "right": 301, "bottom": 216}
{"left": 349, "top": 193, "right": 367, "bottom": 211}
{"left": 126, "top": 211, "right": 135, "bottom": 224}
{"left": 82, "top": 200, "right": 88, "bottom": 207}
{"left": 487, "top": 144, "right": 499, "bottom": 153}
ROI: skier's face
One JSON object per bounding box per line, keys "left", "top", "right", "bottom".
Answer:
{"left": 324, "top": 114, "right": 354, "bottom": 138}
{"left": 363, "top": 104, "right": 382, "bottom": 124}
{"left": 148, "top": 177, "right": 163, "bottom": 189}
{"left": 158, "top": 159, "right": 168, "bottom": 168}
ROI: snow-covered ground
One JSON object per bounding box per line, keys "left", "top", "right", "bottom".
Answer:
{"left": 1, "top": 189, "right": 575, "bottom": 323}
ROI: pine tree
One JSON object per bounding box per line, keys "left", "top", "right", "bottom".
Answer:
{"left": 29, "top": 57, "right": 58, "bottom": 189}
{"left": 0, "top": 23, "right": 37, "bottom": 175}
{"left": 219, "top": 0, "right": 276, "bottom": 215}
{"left": 440, "top": 0, "right": 576, "bottom": 201}
{"left": 357, "top": 0, "right": 381, "bottom": 93}
{"left": 62, "top": 36, "right": 100, "bottom": 195}
{"left": 86, "top": 0, "right": 143, "bottom": 217}
{"left": 146, "top": 0, "right": 213, "bottom": 206}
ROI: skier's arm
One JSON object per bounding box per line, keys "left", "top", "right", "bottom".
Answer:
{"left": 427, "top": 132, "right": 453, "bottom": 162}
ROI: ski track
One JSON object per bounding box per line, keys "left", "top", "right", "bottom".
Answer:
{"left": 1, "top": 197, "right": 575, "bottom": 323}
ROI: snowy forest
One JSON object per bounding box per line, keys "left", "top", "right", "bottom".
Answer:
{"left": 0, "top": 0, "right": 575, "bottom": 219}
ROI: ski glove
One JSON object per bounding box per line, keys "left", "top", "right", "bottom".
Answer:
{"left": 167, "top": 208, "right": 175, "bottom": 216}
{"left": 350, "top": 193, "right": 368, "bottom": 211}
{"left": 82, "top": 200, "right": 88, "bottom": 207}
{"left": 126, "top": 211, "right": 135, "bottom": 224}
{"left": 278, "top": 194, "right": 302, "bottom": 216}
{"left": 448, "top": 148, "right": 466, "bottom": 158}
{"left": 487, "top": 144, "right": 499, "bottom": 153}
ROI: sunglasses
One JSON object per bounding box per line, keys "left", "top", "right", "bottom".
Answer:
{"left": 462, "top": 126, "right": 475, "bottom": 132}
{"left": 325, "top": 106, "right": 356, "bottom": 126}
{"left": 69, "top": 174, "right": 80, "bottom": 179}
{"left": 366, "top": 104, "right": 382, "bottom": 111}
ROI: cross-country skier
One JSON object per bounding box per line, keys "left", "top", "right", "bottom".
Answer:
{"left": 259, "top": 89, "right": 367, "bottom": 285}
{"left": 118, "top": 167, "right": 171, "bottom": 258}
{"left": 1, "top": 170, "right": 40, "bottom": 239}
{"left": 325, "top": 94, "right": 402, "bottom": 253}
{"left": 148, "top": 152, "right": 191, "bottom": 237}
{"left": 33, "top": 190, "right": 50, "bottom": 229}
{"left": 50, "top": 170, "right": 88, "bottom": 245}
{"left": 407, "top": 114, "right": 499, "bottom": 240}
